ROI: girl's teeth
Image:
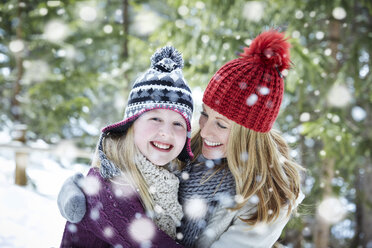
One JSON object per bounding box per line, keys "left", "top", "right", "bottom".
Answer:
{"left": 153, "top": 142, "right": 170, "bottom": 149}
{"left": 204, "top": 140, "right": 221, "bottom": 147}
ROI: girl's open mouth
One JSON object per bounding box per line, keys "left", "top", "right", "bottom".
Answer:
{"left": 151, "top": 141, "right": 173, "bottom": 151}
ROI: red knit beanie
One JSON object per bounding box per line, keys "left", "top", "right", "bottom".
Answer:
{"left": 202, "top": 30, "right": 291, "bottom": 133}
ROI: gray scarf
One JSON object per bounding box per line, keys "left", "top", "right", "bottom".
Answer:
{"left": 177, "top": 156, "right": 236, "bottom": 247}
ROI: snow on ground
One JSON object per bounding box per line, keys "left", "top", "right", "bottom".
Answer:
{"left": 0, "top": 146, "right": 90, "bottom": 248}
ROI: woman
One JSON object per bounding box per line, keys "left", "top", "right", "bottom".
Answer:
{"left": 58, "top": 30, "right": 304, "bottom": 248}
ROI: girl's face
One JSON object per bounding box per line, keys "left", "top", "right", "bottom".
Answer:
{"left": 199, "top": 104, "right": 232, "bottom": 160}
{"left": 133, "top": 109, "right": 187, "bottom": 166}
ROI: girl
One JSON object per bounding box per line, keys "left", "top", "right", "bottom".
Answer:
{"left": 59, "top": 46, "right": 193, "bottom": 247}
{"left": 59, "top": 30, "right": 304, "bottom": 248}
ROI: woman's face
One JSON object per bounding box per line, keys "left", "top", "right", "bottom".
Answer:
{"left": 199, "top": 104, "right": 232, "bottom": 160}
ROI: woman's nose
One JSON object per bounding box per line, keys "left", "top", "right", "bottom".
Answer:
{"left": 200, "top": 120, "right": 213, "bottom": 138}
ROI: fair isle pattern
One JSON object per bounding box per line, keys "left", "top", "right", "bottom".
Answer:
{"left": 124, "top": 102, "right": 192, "bottom": 124}
{"left": 133, "top": 68, "right": 186, "bottom": 86}
{"left": 130, "top": 84, "right": 192, "bottom": 98}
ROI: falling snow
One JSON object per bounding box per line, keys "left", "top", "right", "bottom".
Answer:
{"left": 79, "top": 6, "right": 97, "bottom": 22}
{"left": 318, "top": 197, "right": 347, "bottom": 224}
{"left": 248, "top": 194, "right": 259, "bottom": 205}
{"left": 234, "top": 194, "right": 245, "bottom": 204}
{"left": 240, "top": 151, "right": 249, "bottom": 162}
{"left": 258, "top": 86, "right": 270, "bottom": 95}
{"left": 332, "top": 7, "right": 347, "bottom": 20}
{"left": 327, "top": 84, "right": 352, "bottom": 108}
{"left": 184, "top": 198, "right": 208, "bottom": 220}
{"left": 246, "top": 94, "right": 258, "bottom": 106}
{"left": 44, "top": 20, "right": 70, "bottom": 42}
{"left": 242, "top": 2, "right": 264, "bottom": 22}
{"left": 128, "top": 217, "right": 155, "bottom": 243}
{"left": 351, "top": 106, "right": 367, "bottom": 122}
{"left": 300, "top": 112, "right": 311, "bottom": 122}
{"left": 9, "top": 40, "right": 24, "bottom": 53}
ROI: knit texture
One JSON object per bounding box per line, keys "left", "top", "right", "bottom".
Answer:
{"left": 203, "top": 30, "right": 291, "bottom": 133}
{"left": 60, "top": 168, "right": 183, "bottom": 248}
{"left": 102, "top": 46, "right": 194, "bottom": 164}
{"left": 177, "top": 156, "right": 236, "bottom": 247}
{"left": 135, "top": 153, "right": 183, "bottom": 239}
{"left": 57, "top": 172, "right": 86, "bottom": 223}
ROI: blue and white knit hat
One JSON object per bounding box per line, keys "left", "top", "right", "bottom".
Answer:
{"left": 99, "top": 46, "right": 194, "bottom": 178}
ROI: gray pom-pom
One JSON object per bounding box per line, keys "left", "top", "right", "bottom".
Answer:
{"left": 150, "top": 46, "right": 184, "bottom": 72}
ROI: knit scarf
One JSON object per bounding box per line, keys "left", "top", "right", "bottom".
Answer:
{"left": 177, "top": 155, "right": 236, "bottom": 247}
{"left": 135, "top": 154, "right": 183, "bottom": 240}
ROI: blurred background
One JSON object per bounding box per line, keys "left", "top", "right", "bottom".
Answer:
{"left": 0, "top": 0, "right": 371, "bottom": 247}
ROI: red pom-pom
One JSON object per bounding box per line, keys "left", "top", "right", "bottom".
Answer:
{"left": 240, "top": 30, "right": 291, "bottom": 71}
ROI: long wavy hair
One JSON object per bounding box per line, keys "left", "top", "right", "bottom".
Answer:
{"left": 189, "top": 123, "right": 304, "bottom": 225}
{"left": 92, "top": 126, "right": 155, "bottom": 212}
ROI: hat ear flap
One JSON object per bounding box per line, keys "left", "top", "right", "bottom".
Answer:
{"left": 98, "top": 134, "right": 120, "bottom": 179}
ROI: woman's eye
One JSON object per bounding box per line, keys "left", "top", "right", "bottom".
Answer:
{"left": 151, "top": 117, "right": 161, "bottom": 122}
{"left": 200, "top": 111, "right": 208, "bottom": 118}
{"left": 217, "top": 122, "right": 227, "bottom": 129}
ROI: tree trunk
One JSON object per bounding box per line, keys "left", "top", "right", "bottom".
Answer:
{"left": 13, "top": 124, "right": 28, "bottom": 186}
{"left": 10, "top": 0, "right": 24, "bottom": 122}
{"left": 359, "top": 101, "right": 372, "bottom": 246}
{"left": 122, "top": 0, "right": 129, "bottom": 59}
{"left": 121, "top": 0, "right": 131, "bottom": 112}
{"left": 12, "top": 0, "right": 28, "bottom": 186}
{"left": 313, "top": 158, "right": 335, "bottom": 248}
{"left": 313, "top": 17, "right": 343, "bottom": 247}
{"left": 360, "top": 157, "right": 372, "bottom": 247}
{"left": 15, "top": 151, "right": 28, "bottom": 185}
{"left": 352, "top": 164, "right": 362, "bottom": 248}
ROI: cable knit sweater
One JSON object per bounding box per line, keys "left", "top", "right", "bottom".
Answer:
{"left": 60, "top": 167, "right": 183, "bottom": 248}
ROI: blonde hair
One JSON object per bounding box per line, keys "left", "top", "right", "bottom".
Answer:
{"left": 189, "top": 123, "right": 304, "bottom": 225}
{"left": 92, "top": 127, "right": 154, "bottom": 212}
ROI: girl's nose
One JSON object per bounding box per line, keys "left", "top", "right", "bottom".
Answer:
{"left": 158, "top": 123, "right": 172, "bottom": 137}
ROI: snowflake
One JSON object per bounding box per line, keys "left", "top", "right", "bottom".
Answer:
{"left": 184, "top": 198, "right": 208, "bottom": 220}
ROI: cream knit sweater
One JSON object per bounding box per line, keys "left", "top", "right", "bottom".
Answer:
{"left": 135, "top": 154, "right": 183, "bottom": 239}
{"left": 196, "top": 191, "right": 305, "bottom": 248}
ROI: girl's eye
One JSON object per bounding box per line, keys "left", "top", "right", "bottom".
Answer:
{"left": 173, "top": 122, "right": 185, "bottom": 128}
{"left": 217, "top": 122, "right": 227, "bottom": 129}
{"left": 150, "top": 117, "right": 161, "bottom": 122}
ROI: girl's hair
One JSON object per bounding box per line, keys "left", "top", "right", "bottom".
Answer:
{"left": 92, "top": 126, "right": 154, "bottom": 212}
{"left": 190, "top": 123, "right": 304, "bottom": 225}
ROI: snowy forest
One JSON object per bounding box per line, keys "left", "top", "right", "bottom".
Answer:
{"left": 0, "top": 0, "right": 372, "bottom": 247}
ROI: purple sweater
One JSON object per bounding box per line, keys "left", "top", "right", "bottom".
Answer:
{"left": 60, "top": 168, "right": 183, "bottom": 248}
